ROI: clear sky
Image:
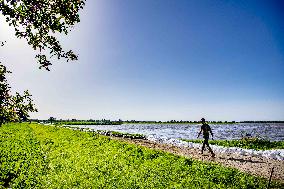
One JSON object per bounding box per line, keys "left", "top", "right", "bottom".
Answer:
{"left": 1, "top": 0, "right": 284, "bottom": 121}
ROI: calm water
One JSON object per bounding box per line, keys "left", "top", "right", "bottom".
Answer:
{"left": 72, "top": 123, "right": 284, "bottom": 141}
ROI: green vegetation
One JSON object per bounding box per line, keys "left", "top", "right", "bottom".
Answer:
{"left": 57, "top": 121, "right": 122, "bottom": 125}
{"left": 33, "top": 119, "right": 240, "bottom": 125}
{"left": 0, "top": 123, "right": 47, "bottom": 188}
{"left": 1, "top": 0, "right": 86, "bottom": 126}
{"left": 1, "top": 123, "right": 283, "bottom": 188}
{"left": 1, "top": 0, "right": 86, "bottom": 70}
{"left": 59, "top": 125, "right": 146, "bottom": 139}
{"left": 181, "top": 138, "right": 284, "bottom": 150}
{"left": 34, "top": 119, "right": 284, "bottom": 125}
{"left": 96, "top": 130, "right": 146, "bottom": 139}
{"left": 40, "top": 118, "right": 123, "bottom": 125}
{"left": 240, "top": 121, "right": 284, "bottom": 123}
{"left": 0, "top": 65, "right": 37, "bottom": 126}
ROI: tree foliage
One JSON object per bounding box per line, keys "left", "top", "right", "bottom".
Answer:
{"left": 0, "top": 0, "right": 86, "bottom": 70}
{"left": 0, "top": 0, "right": 86, "bottom": 125}
{"left": 48, "top": 116, "right": 56, "bottom": 124}
{"left": 0, "top": 64, "right": 37, "bottom": 126}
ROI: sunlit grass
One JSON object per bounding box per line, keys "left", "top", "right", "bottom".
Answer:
{"left": 1, "top": 123, "right": 283, "bottom": 188}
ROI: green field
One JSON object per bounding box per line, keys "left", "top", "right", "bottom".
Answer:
{"left": 1, "top": 123, "right": 283, "bottom": 188}
{"left": 181, "top": 138, "right": 284, "bottom": 150}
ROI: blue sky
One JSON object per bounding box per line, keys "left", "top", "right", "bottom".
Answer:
{"left": 1, "top": 0, "right": 284, "bottom": 121}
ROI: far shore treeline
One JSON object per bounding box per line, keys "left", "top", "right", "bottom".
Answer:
{"left": 30, "top": 118, "right": 284, "bottom": 125}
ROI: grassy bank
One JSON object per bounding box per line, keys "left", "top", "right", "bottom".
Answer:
{"left": 181, "top": 138, "right": 284, "bottom": 150}
{"left": 54, "top": 121, "right": 122, "bottom": 125}
{"left": 1, "top": 123, "right": 283, "bottom": 188}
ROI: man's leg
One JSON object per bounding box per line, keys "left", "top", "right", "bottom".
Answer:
{"left": 205, "top": 140, "right": 215, "bottom": 157}
{"left": 201, "top": 140, "right": 206, "bottom": 154}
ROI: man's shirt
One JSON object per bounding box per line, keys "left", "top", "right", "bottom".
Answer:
{"left": 201, "top": 124, "right": 211, "bottom": 138}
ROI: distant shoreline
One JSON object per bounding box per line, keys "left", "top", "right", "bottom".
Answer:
{"left": 31, "top": 120, "right": 284, "bottom": 125}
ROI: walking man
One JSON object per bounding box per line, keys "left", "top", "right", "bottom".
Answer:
{"left": 197, "top": 118, "right": 215, "bottom": 157}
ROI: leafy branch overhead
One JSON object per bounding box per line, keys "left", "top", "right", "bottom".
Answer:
{"left": 0, "top": 0, "right": 86, "bottom": 71}
{"left": 0, "top": 64, "right": 37, "bottom": 126}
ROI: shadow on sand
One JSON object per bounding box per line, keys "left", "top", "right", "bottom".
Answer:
{"left": 219, "top": 156, "right": 264, "bottom": 163}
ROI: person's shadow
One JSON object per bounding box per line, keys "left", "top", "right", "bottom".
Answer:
{"left": 219, "top": 156, "right": 264, "bottom": 163}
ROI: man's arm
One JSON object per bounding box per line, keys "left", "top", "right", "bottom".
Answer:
{"left": 197, "top": 127, "right": 202, "bottom": 138}
{"left": 209, "top": 126, "right": 214, "bottom": 139}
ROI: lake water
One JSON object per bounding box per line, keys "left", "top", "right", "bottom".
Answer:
{"left": 71, "top": 123, "right": 284, "bottom": 141}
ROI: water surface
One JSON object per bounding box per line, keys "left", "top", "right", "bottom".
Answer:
{"left": 72, "top": 123, "right": 284, "bottom": 141}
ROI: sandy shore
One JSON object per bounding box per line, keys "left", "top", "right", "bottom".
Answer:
{"left": 111, "top": 137, "right": 284, "bottom": 183}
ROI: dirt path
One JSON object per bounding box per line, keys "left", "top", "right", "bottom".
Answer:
{"left": 112, "top": 137, "right": 284, "bottom": 183}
